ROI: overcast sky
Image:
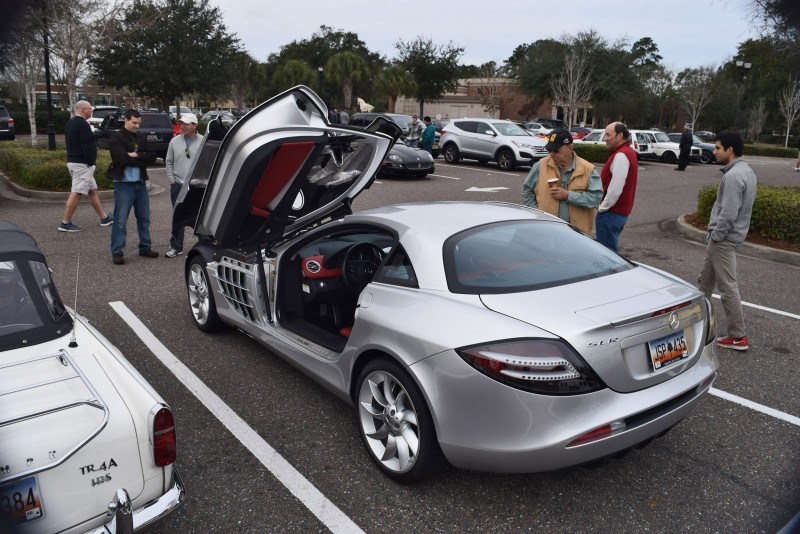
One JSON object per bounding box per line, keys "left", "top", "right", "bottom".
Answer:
{"left": 208, "top": 0, "right": 758, "bottom": 71}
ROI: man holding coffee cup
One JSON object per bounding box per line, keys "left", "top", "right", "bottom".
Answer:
{"left": 522, "top": 129, "right": 602, "bottom": 234}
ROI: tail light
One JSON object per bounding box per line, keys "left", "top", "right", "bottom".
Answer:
{"left": 457, "top": 339, "right": 606, "bottom": 395}
{"left": 704, "top": 298, "right": 717, "bottom": 345}
{"left": 7, "top": 118, "right": 14, "bottom": 126}
{"left": 150, "top": 405, "right": 177, "bottom": 466}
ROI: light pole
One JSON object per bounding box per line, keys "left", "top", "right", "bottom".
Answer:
{"left": 733, "top": 59, "right": 752, "bottom": 131}
{"left": 317, "top": 66, "right": 324, "bottom": 97}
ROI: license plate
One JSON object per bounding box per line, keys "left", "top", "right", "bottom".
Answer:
{"left": 147, "top": 134, "right": 158, "bottom": 141}
{"left": 0, "top": 476, "right": 44, "bottom": 526}
{"left": 432, "top": 143, "right": 439, "bottom": 150}
{"left": 648, "top": 330, "right": 689, "bottom": 370}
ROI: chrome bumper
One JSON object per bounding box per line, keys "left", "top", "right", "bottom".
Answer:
{"left": 87, "top": 467, "right": 185, "bottom": 533}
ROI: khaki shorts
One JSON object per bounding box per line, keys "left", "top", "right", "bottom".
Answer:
{"left": 67, "top": 163, "right": 98, "bottom": 194}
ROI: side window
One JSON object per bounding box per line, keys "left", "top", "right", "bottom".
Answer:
{"left": 454, "top": 121, "right": 477, "bottom": 133}
{"left": 476, "top": 122, "right": 494, "bottom": 136}
{"left": 374, "top": 244, "right": 419, "bottom": 288}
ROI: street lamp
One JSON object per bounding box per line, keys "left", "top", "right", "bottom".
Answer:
{"left": 733, "top": 59, "right": 752, "bottom": 131}
{"left": 317, "top": 66, "right": 324, "bottom": 95}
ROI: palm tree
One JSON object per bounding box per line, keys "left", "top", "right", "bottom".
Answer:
{"left": 272, "top": 60, "right": 316, "bottom": 92}
{"left": 325, "top": 51, "right": 368, "bottom": 110}
{"left": 375, "top": 65, "right": 417, "bottom": 113}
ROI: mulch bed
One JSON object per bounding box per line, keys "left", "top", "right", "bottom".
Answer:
{"left": 684, "top": 213, "right": 800, "bottom": 254}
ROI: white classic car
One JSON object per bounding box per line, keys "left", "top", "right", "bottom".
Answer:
{"left": 0, "top": 221, "right": 184, "bottom": 533}
{"left": 631, "top": 129, "right": 702, "bottom": 164}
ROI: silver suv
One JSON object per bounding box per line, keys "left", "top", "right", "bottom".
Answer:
{"left": 440, "top": 118, "right": 547, "bottom": 170}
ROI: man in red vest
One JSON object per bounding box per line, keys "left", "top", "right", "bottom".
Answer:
{"left": 597, "top": 122, "right": 638, "bottom": 252}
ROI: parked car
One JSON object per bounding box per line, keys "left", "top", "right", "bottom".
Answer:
{"left": 632, "top": 130, "right": 702, "bottom": 164}
{"left": 667, "top": 132, "right": 716, "bottom": 164}
{"left": 350, "top": 113, "right": 440, "bottom": 157}
{"left": 534, "top": 117, "right": 567, "bottom": 130}
{"left": 173, "top": 86, "right": 719, "bottom": 483}
{"left": 169, "top": 105, "right": 192, "bottom": 120}
{"left": 0, "top": 221, "right": 185, "bottom": 532}
{"left": 440, "top": 118, "right": 547, "bottom": 170}
{"left": 574, "top": 129, "right": 654, "bottom": 159}
{"left": 86, "top": 105, "right": 119, "bottom": 133}
{"left": 0, "top": 105, "right": 15, "bottom": 140}
{"left": 95, "top": 111, "right": 173, "bottom": 160}
{"left": 569, "top": 127, "right": 593, "bottom": 139}
{"left": 379, "top": 140, "right": 436, "bottom": 178}
{"left": 573, "top": 129, "right": 606, "bottom": 144}
{"left": 200, "top": 110, "right": 237, "bottom": 126}
{"left": 522, "top": 122, "right": 552, "bottom": 136}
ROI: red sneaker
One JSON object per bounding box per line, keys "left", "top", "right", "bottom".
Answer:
{"left": 717, "top": 336, "right": 749, "bottom": 351}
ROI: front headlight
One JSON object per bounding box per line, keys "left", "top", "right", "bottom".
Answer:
{"left": 458, "top": 339, "right": 606, "bottom": 395}
{"left": 388, "top": 154, "right": 402, "bottom": 162}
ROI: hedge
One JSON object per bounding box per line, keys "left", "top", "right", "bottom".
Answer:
{"left": 697, "top": 184, "right": 800, "bottom": 242}
{"left": 9, "top": 110, "right": 72, "bottom": 135}
{"left": 0, "top": 143, "right": 114, "bottom": 191}
{"left": 573, "top": 143, "right": 610, "bottom": 164}
{"left": 742, "top": 144, "right": 796, "bottom": 159}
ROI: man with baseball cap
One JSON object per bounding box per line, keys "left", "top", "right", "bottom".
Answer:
{"left": 522, "top": 128, "right": 602, "bottom": 234}
{"left": 164, "top": 112, "right": 201, "bottom": 258}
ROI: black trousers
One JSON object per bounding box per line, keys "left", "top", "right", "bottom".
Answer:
{"left": 678, "top": 148, "right": 690, "bottom": 170}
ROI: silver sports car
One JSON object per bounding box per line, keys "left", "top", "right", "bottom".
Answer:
{"left": 175, "top": 86, "right": 719, "bottom": 483}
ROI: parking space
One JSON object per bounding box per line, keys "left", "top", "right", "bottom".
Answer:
{"left": 1, "top": 154, "right": 797, "bottom": 532}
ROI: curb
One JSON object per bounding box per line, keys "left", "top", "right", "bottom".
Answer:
{"left": 0, "top": 172, "right": 163, "bottom": 203}
{"left": 676, "top": 214, "right": 800, "bottom": 267}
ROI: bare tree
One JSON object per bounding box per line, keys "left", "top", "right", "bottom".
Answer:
{"left": 474, "top": 62, "right": 513, "bottom": 119}
{"left": 0, "top": 10, "right": 45, "bottom": 146}
{"left": 747, "top": 97, "right": 768, "bottom": 143}
{"left": 46, "top": 0, "right": 128, "bottom": 114}
{"left": 676, "top": 66, "right": 715, "bottom": 132}
{"left": 550, "top": 49, "right": 593, "bottom": 128}
{"left": 777, "top": 77, "right": 800, "bottom": 147}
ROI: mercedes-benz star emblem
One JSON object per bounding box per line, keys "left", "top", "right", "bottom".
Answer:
{"left": 668, "top": 312, "right": 680, "bottom": 331}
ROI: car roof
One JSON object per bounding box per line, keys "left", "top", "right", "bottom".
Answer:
{"left": 0, "top": 221, "right": 43, "bottom": 256}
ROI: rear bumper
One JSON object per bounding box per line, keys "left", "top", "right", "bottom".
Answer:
{"left": 86, "top": 466, "right": 185, "bottom": 533}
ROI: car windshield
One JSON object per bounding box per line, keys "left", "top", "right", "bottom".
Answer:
{"left": 444, "top": 221, "right": 633, "bottom": 294}
{"left": 491, "top": 122, "right": 529, "bottom": 136}
{"left": 391, "top": 116, "right": 411, "bottom": 128}
{"left": 92, "top": 109, "right": 117, "bottom": 120}
{"left": 692, "top": 135, "right": 705, "bottom": 144}
{"left": 653, "top": 132, "right": 672, "bottom": 142}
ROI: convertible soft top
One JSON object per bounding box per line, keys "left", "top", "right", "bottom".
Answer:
{"left": 0, "top": 221, "right": 43, "bottom": 256}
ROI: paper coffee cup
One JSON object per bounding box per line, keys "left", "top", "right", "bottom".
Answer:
{"left": 547, "top": 178, "right": 558, "bottom": 190}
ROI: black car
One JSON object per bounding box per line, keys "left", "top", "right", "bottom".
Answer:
{"left": 378, "top": 140, "right": 436, "bottom": 179}
{"left": 667, "top": 132, "right": 716, "bottom": 164}
{"left": 535, "top": 117, "right": 567, "bottom": 130}
{"left": 351, "top": 113, "right": 440, "bottom": 157}
{"left": 94, "top": 111, "right": 173, "bottom": 160}
{"left": 0, "top": 105, "right": 15, "bottom": 140}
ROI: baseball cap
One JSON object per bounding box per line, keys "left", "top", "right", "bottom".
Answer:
{"left": 177, "top": 113, "right": 198, "bottom": 125}
{"left": 544, "top": 129, "right": 573, "bottom": 152}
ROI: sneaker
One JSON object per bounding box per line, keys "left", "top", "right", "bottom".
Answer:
{"left": 165, "top": 248, "right": 183, "bottom": 258}
{"left": 717, "top": 336, "right": 749, "bottom": 351}
{"left": 794, "top": 167, "right": 800, "bottom": 172}
{"left": 99, "top": 215, "right": 114, "bottom": 227}
{"left": 112, "top": 255, "right": 125, "bottom": 265}
{"left": 138, "top": 249, "right": 159, "bottom": 258}
{"left": 58, "top": 221, "right": 81, "bottom": 233}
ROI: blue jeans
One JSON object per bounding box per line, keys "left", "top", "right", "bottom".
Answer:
{"left": 111, "top": 181, "right": 153, "bottom": 256}
{"left": 405, "top": 139, "right": 419, "bottom": 148}
{"left": 595, "top": 210, "right": 628, "bottom": 253}
{"left": 169, "top": 182, "right": 184, "bottom": 252}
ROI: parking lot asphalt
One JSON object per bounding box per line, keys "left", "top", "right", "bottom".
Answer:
{"left": 1, "top": 153, "right": 798, "bottom": 533}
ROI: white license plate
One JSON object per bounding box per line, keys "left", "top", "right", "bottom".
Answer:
{"left": 0, "top": 476, "right": 44, "bottom": 526}
{"left": 147, "top": 134, "right": 158, "bottom": 141}
{"left": 648, "top": 330, "right": 689, "bottom": 370}
{"left": 432, "top": 143, "right": 439, "bottom": 150}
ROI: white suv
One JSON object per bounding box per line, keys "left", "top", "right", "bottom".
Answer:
{"left": 440, "top": 118, "right": 547, "bottom": 170}
{"left": 631, "top": 129, "right": 701, "bottom": 164}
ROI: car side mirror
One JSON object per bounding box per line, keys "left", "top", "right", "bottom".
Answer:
{"left": 484, "top": 130, "right": 495, "bottom": 136}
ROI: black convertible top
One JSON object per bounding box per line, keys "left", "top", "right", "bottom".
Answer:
{"left": 0, "top": 221, "right": 43, "bottom": 257}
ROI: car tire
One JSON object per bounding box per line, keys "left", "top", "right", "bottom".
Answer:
{"left": 700, "top": 150, "right": 713, "bottom": 164}
{"left": 496, "top": 149, "right": 515, "bottom": 171}
{"left": 443, "top": 144, "right": 460, "bottom": 164}
{"left": 186, "top": 256, "right": 222, "bottom": 332}
{"left": 355, "top": 358, "right": 447, "bottom": 483}
{"left": 662, "top": 151, "right": 677, "bottom": 164}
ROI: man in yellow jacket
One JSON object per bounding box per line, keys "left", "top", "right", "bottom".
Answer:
{"left": 522, "top": 129, "right": 603, "bottom": 234}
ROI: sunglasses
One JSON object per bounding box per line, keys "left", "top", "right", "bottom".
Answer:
{"left": 185, "top": 148, "right": 191, "bottom": 159}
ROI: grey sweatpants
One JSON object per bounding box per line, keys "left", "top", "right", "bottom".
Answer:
{"left": 698, "top": 239, "right": 746, "bottom": 338}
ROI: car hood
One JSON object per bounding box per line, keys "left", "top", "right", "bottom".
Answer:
{"left": 189, "top": 86, "right": 400, "bottom": 249}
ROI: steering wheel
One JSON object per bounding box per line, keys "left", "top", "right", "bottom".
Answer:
{"left": 342, "top": 243, "right": 385, "bottom": 293}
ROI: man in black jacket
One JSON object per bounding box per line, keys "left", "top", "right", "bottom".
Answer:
{"left": 59, "top": 100, "right": 113, "bottom": 232}
{"left": 108, "top": 109, "right": 158, "bottom": 264}
{"left": 676, "top": 127, "right": 693, "bottom": 171}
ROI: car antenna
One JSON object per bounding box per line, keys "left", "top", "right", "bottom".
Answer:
{"left": 68, "top": 255, "right": 79, "bottom": 348}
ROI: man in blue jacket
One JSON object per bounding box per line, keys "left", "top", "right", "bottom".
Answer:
{"left": 59, "top": 100, "right": 113, "bottom": 232}
{"left": 697, "top": 131, "right": 757, "bottom": 351}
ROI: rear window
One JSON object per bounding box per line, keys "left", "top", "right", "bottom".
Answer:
{"left": 443, "top": 221, "right": 633, "bottom": 294}
{"left": 0, "top": 106, "right": 9, "bottom": 118}
{"left": 92, "top": 108, "right": 117, "bottom": 120}
{"left": 140, "top": 114, "right": 171, "bottom": 128}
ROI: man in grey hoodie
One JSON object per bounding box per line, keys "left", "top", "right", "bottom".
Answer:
{"left": 698, "top": 131, "right": 757, "bottom": 351}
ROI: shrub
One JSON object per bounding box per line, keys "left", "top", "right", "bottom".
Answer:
{"left": 696, "top": 184, "right": 800, "bottom": 242}
{"left": 573, "top": 143, "right": 610, "bottom": 164}
{"left": 0, "top": 143, "right": 113, "bottom": 191}
{"left": 10, "top": 110, "right": 71, "bottom": 135}
{"left": 742, "top": 144, "right": 796, "bottom": 159}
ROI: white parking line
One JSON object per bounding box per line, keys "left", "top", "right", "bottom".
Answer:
{"left": 429, "top": 174, "right": 460, "bottom": 180}
{"left": 709, "top": 388, "right": 800, "bottom": 427}
{"left": 713, "top": 295, "right": 800, "bottom": 321}
{"left": 435, "top": 163, "right": 522, "bottom": 177}
{"left": 109, "top": 301, "right": 364, "bottom": 534}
